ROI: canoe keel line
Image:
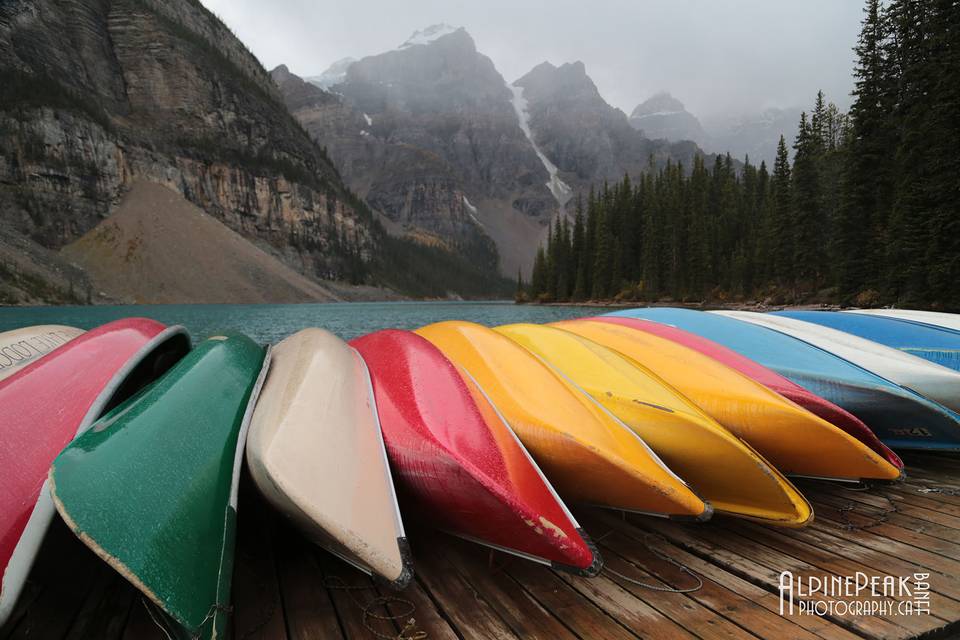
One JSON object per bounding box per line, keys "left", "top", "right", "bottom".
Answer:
{"left": 458, "top": 365, "right": 603, "bottom": 577}
{"left": 246, "top": 329, "right": 412, "bottom": 590}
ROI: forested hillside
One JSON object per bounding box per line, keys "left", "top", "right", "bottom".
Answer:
{"left": 526, "top": 0, "right": 959, "bottom": 310}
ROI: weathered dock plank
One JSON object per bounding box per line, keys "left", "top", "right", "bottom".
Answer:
{"left": 2, "top": 456, "right": 959, "bottom": 640}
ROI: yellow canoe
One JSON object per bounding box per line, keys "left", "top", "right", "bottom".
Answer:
{"left": 495, "top": 323, "right": 813, "bottom": 527}
{"left": 416, "top": 321, "right": 710, "bottom": 520}
{"left": 553, "top": 319, "right": 902, "bottom": 482}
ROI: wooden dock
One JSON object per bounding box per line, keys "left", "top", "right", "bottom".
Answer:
{"left": 3, "top": 452, "right": 958, "bottom": 640}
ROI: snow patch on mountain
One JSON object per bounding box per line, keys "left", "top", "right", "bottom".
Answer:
{"left": 508, "top": 84, "right": 573, "bottom": 214}
{"left": 307, "top": 57, "right": 356, "bottom": 89}
{"left": 463, "top": 196, "right": 483, "bottom": 225}
{"left": 363, "top": 113, "right": 373, "bottom": 126}
{"left": 634, "top": 110, "right": 686, "bottom": 118}
{"left": 400, "top": 24, "right": 460, "bottom": 48}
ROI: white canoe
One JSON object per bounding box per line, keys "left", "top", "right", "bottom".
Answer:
{"left": 847, "top": 309, "right": 960, "bottom": 333}
{"left": 246, "top": 328, "right": 411, "bottom": 588}
{"left": 0, "top": 325, "right": 84, "bottom": 382}
{"left": 717, "top": 311, "right": 960, "bottom": 414}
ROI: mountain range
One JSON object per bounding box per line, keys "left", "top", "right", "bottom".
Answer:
{"left": 275, "top": 25, "right": 713, "bottom": 276}
{"left": 0, "top": 3, "right": 798, "bottom": 304}
{"left": 628, "top": 92, "right": 802, "bottom": 166}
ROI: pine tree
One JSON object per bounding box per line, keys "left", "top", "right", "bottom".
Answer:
{"left": 591, "top": 207, "right": 612, "bottom": 299}
{"left": 771, "top": 135, "right": 794, "bottom": 285}
{"left": 921, "top": 0, "right": 960, "bottom": 308}
{"left": 571, "top": 198, "right": 588, "bottom": 300}
{"left": 791, "top": 112, "right": 823, "bottom": 287}
{"left": 531, "top": 245, "right": 547, "bottom": 298}
{"left": 837, "top": 0, "right": 896, "bottom": 297}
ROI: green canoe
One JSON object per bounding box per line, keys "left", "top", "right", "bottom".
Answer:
{"left": 49, "top": 334, "right": 269, "bottom": 640}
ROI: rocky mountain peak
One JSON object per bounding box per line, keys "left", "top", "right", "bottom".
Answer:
{"left": 399, "top": 24, "right": 466, "bottom": 49}
{"left": 631, "top": 92, "right": 686, "bottom": 118}
{"left": 307, "top": 57, "right": 357, "bottom": 89}
{"left": 515, "top": 60, "right": 599, "bottom": 103}
{"left": 270, "top": 64, "right": 338, "bottom": 111}
{"left": 628, "top": 92, "right": 706, "bottom": 145}
{"left": 271, "top": 64, "right": 293, "bottom": 82}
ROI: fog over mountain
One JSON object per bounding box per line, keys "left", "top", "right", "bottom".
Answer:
{"left": 199, "top": 0, "right": 862, "bottom": 122}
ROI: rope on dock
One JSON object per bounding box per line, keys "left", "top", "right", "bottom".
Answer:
{"left": 324, "top": 576, "right": 428, "bottom": 640}
{"left": 143, "top": 597, "right": 233, "bottom": 640}
{"left": 594, "top": 529, "right": 703, "bottom": 593}
{"left": 835, "top": 481, "right": 899, "bottom": 531}
{"left": 916, "top": 485, "right": 959, "bottom": 496}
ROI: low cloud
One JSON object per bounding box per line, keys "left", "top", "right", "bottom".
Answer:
{"left": 201, "top": 0, "right": 863, "bottom": 119}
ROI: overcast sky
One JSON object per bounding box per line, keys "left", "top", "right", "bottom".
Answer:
{"left": 200, "top": 0, "right": 865, "bottom": 120}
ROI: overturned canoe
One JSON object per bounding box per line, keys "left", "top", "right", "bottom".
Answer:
{"left": 351, "top": 329, "right": 601, "bottom": 576}
{"left": 849, "top": 308, "right": 960, "bottom": 333}
{"left": 553, "top": 318, "right": 900, "bottom": 482}
{"left": 50, "top": 334, "right": 269, "bottom": 640}
{"left": 731, "top": 311, "right": 960, "bottom": 415}
{"left": 0, "top": 325, "right": 84, "bottom": 382}
{"left": 599, "top": 313, "right": 902, "bottom": 469}
{"left": 0, "top": 319, "right": 189, "bottom": 627}
{"left": 416, "top": 321, "right": 709, "bottom": 519}
{"left": 777, "top": 310, "right": 960, "bottom": 372}
{"left": 495, "top": 323, "right": 812, "bottom": 526}
{"left": 612, "top": 308, "right": 960, "bottom": 451}
{"left": 247, "top": 328, "right": 411, "bottom": 588}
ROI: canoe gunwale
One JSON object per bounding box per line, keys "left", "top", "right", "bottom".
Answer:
{"left": 352, "top": 345, "right": 409, "bottom": 543}
{"left": 0, "top": 324, "right": 189, "bottom": 628}
{"left": 444, "top": 529, "right": 603, "bottom": 578}
{"left": 353, "top": 345, "right": 414, "bottom": 590}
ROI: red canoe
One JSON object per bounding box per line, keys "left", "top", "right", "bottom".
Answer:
{"left": 350, "top": 330, "right": 600, "bottom": 576}
{"left": 591, "top": 316, "right": 903, "bottom": 470}
{"left": 0, "top": 318, "right": 190, "bottom": 625}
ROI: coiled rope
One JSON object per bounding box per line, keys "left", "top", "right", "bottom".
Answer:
{"left": 324, "top": 576, "right": 427, "bottom": 640}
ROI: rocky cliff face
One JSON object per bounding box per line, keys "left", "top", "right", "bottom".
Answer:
{"left": 0, "top": 0, "right": 378, "bottom": 302}
{"left": 513, "top": 62, "right": 707, "bottom": 193}
{"left": 629, "top": 92, "right": 707, "bottom": 146}
{"left": 270, "top": 63, "right": 486, "bottom": 253}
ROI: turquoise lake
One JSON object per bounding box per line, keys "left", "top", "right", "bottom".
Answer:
{"left": 0, "top": 301, "right": 619, "bottom": 344}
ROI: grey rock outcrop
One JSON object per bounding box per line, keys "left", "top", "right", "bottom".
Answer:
{"left": 0, "top": 0, "right": 377, "bottom": 300}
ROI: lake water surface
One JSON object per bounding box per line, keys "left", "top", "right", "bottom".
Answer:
{"left": 0, "top": 301, "right": 619, "bottom": 344}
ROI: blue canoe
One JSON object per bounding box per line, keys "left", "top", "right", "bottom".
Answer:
{"left": 774, "top": 310, "right": 960, "bottom": 372}
{"left": 606, "top": 308, "right": 960, "bottom": 451}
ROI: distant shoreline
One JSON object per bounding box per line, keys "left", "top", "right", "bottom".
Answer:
{"left": 521, "top": 300, "right": 845, "bottom": 311}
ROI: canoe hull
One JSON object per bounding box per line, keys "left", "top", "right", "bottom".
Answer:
{"left": 0, "top": 325, "right": 83, "bottom": 382}
{"left": 730, "top": 311, "right": 960, "bottom": 414}
{"left": 351, "top": 330, "right": 601, "bottom": 576}
{"left": 596, "top": 314, "right": 902, "bottom": 469}
{"left": 416, "top": 321, "right": 708, "bottom": 519}
{"left": 850, "top": 309, "right": 960, "bottom": 333}
{"left": 611, "top": 308, "right": 960, "bottom": 452}
{"left": 0, "top": 319, "right": 188, "bottom": 627}
{"left": 247, "top": 328, "right": 411, "bottom": 589}
{"left": 779, "top": 310, "right": 960, "bottom": 372}
{"left": 554, "top": 319, "right": 900, "bottom": 482}
{"left": 495, "top": 323, "right": 812, "bottom": 527}
{"left": 49, "top": 335, "right": 268, "bottom": 639}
